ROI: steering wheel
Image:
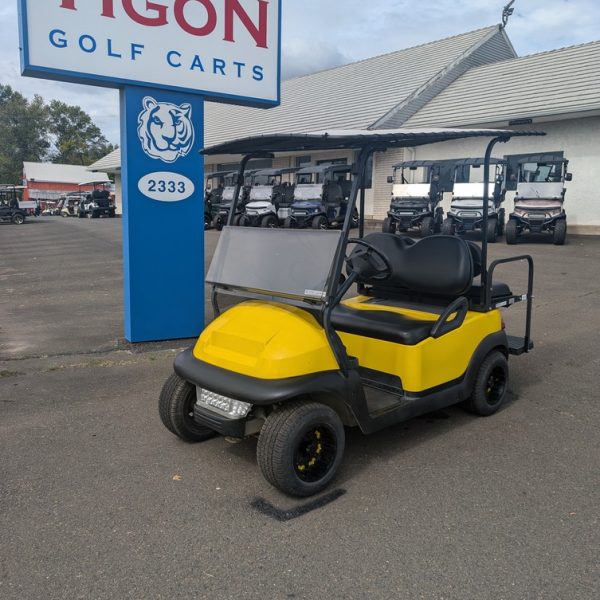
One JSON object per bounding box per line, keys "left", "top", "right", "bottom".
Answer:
{"left": 345, "top": 238, "right": 392, "bottom": 281}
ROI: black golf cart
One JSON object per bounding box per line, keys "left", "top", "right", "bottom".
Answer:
{"left": 284, "top": 164, "right": 357, "bottom": 229}
{"left": 0, "top": 184, "right": 27, "bottom": 225}
{"left": 78, "top": 180, "right": 115, "bottom": 219}
{"left": 159, "top": 127, "right": 543, "bottom": 497}
{"left": 442, "top": 158, "right": 507, "bottom": 242}
{"left": 383, "top": 160, "right": 444, "bottom": 237}
{"left": 204, "top": 170, "right": 235, "bottom": 229}
{"left": 506, "top": 155, "right": 572, "bottom": 245}
{"left": 212, "top": 170, "right": 261, "bottom": 231}
{"left": 241, "top": 167, "right": 298, "bottom": 227}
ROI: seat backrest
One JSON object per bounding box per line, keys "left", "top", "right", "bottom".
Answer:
{"left": 356, "top": 233, "right": 474, "bottom": 297}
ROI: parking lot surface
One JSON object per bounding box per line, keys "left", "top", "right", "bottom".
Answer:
{"left": 1, "top": 217, "right": 599, "bottom": 599}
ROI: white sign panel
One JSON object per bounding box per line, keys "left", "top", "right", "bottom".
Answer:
{"left": 18, "top": 0, "right": 281, "bottom": 106}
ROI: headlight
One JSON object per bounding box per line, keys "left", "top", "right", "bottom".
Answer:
{"left": 197, "top": 388, "right": 252, "bottom": 418}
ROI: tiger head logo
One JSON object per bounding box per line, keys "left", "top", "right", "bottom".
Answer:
{"left": 137, "top": 96, "right": 195, "bottom": 163}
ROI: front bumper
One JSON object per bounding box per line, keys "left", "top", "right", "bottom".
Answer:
{"left": 193, "top": 403, "right": 246, "bottom": 437}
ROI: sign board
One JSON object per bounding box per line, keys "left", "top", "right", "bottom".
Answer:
{"left": 18, "top": 1, "right": 282, "bottom": 342}
{"left": 18, "top": 0, "right": 281, "bottom": 106}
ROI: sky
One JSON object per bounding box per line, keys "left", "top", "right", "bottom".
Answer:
{"left": 2, "top": 1, "right": 599, "bottom": 145}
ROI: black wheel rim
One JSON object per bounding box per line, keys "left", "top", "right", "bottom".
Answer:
{"left": 485, "top": 366, "right": 507, "bottom": 406}
{"left": 293, "top": 425, "right": 337, "bottom": 483}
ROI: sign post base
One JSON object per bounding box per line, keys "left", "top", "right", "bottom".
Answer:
{"left": 120, "top": 86, "right": 205, "bottom": 342}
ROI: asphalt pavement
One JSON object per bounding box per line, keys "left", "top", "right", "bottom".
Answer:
{"left": 1, "top": 216, "right": 599, "bottom": 599}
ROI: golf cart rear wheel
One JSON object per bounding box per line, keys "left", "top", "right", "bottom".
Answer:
{"left": 441, "top": 218, "right": 455, "bottom": 236}
{"left": 420, "top": 216, "right": 435, "bottom": 237}
{"left": 463, "top": 351, "right": 509, "bottom": 416}
{"left": 158, "top": 373, "right": 217, "bottom": 443}
{"left": 257, "top": 401, "right": 345, "bottom": 497}
{"left": 312, "top": 215, "right": 328, "bottom": 230}
{"left": 553, "top": 219, "right": 567, "bottom": 245}
{"left": 283, "top": 216, "right": 296, "bottom": 229}
{"left": 213, "top": 216, "right": 223, "bottom": 231}
{"left": 382, "top": 217, "right": 396, "bottom": 234}
{"left": 486, "top": 218, "right": 498, "bottom": 243}
{"left": 261, "top": 214, "right": 278, "bottom": 228}
{"left": 505, "top": 219, "right": 518, "bottom": 245}
{"left": 11, "top": 213, "right": 25, "bottom": 225}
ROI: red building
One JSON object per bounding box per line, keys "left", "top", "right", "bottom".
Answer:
{"left": 23, "top": 162, "right": 110, "bottom": 209}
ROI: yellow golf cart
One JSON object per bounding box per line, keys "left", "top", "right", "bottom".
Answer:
{"left": 159, "top": 129, "right": 542, "bottom": 497}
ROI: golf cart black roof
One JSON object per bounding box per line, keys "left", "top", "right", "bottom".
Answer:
{"left": 518, "top": 154, "right": 567, "bottom": 164}
{"left": 203, "top": 128, "right": 544, "bottom": 156}
{"left": 253, "top": 167, "right": 299, "bottom": 177}
{"left": 453, "top": 157, "right": 507, "bottom": 166}
{"left": 296, "top": 164, "right": 352, "bottom": 176}
{"left": 206, "top": 170, "right": 236, "bottom": 179}
{"left": 392, "top": 160, "right": 439, "bottom": 168}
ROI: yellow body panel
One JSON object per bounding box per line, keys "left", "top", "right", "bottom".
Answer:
{"left": 339, "top": 296, "right": 502, "bottom": 393}
{"left": 193, "top": 301, "right": 338, "bottom": 379}
{"left": 194, "top": 297, "right": 502, "bottom": 392}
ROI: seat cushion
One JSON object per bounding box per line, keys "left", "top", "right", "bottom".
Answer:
{"left": 332, "top": 305, "right": 434, "bottom": 345}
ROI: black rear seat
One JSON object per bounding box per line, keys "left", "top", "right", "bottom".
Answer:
{"left": 332, "top": 234, "right": 511, "bottom": 345}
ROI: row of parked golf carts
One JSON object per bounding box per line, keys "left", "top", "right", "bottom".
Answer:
{"left": 206, "top": 154, "right": 572, "bottom": 244}
{"left": 384, "top": 154, "right": 572, "bottom": 245}
{"left": 205, "top": 163, "right": 359, "bottom": 232}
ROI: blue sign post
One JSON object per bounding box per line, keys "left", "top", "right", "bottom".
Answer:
{"left": 18, "top": 0, "right": 281, "bottom": 343}
{"left": 121, "top": 86, "right": 205, "bottom": 341}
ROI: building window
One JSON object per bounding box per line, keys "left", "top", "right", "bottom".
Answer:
{"left": 295, "top": 155, "right": 311, "bottom": 167}
{"left": 216, "top": 158, "right": 273, "bottom": 172}
{"left": 316, "top": 158, "right": 347, "bottom": 166}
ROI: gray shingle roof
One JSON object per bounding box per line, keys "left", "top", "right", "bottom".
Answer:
{"left": 204, "top": 26, "right": 513, "bottom": 146}
{"left": 404, "top": 41, "right": 600, "bottom": 127}
{"left": 88, "top": 148, "right": 121, "bottom": 172}
{"left": 23, "top": 162, "right": 109, "bottom": 184}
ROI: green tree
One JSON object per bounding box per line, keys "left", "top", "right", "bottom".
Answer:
{"left": 48, "top": 100, "right": 115, "bottom": 165}
{"left": 0, "top": 85, "right": 51, "bottom": 184}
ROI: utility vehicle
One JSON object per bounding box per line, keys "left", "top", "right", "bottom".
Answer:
{"left": 204, "top": 170, "right": 234, "bottom": 229}
{"left": 57, "top": 193, "right": 84, "bottom": 217}
{"left": 159, "top": 128, "right": 542, "bottom": 497}
{"left": 0, "top": 184, "right": 27, "bottom": 225}
{"left": 506, "top": 155, "right": 572, "bottom": 245}
{"left": 241, "top": 167, "right": 298, "bottom": 227}
{"left": 442, "top": 158, "right": 507, "bottom": 242}
{"left": 77, "top": 180, "right": 115, "bottom": 219}
{"left": 383, "top": 160, "right": 444, "bottom": 236}
{"left": 212, "top": 170, "right": 262, "bottom": 231}
{"left": 284, "top": 164, "right": 357, "bottom": 230}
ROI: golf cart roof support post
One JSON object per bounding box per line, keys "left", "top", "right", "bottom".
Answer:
{"left": 323, "top": 144, "right": 378, "bottom": 375}
{"left": 481, "top": 135, "right": 510, "bottom": 307}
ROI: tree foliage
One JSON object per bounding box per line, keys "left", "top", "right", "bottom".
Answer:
{"left": 0, "top": 84, "right": 116, "bottom": 184}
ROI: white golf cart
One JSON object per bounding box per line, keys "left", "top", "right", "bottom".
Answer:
{"left": 442, "top": 158, "right": 507, "bottom": 243}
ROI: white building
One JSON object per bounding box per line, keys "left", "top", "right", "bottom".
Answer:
{"left": 92, "top": 24, "right": 600, "bottom": 233}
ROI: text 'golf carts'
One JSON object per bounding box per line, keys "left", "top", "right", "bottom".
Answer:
{"left": 383, "top": 160, "right": 444, "bottom": 237}
{"left": 285, "top": 164, "right": 357, "bottom": 230}
{"left": 442, "top": 158, "right": 507, "bottom": 242}
{"left": 159, "top": 128, "right": 544, "bottom": 497}
{"left": 506, "top": 154, "right": 572, "bottom": 245}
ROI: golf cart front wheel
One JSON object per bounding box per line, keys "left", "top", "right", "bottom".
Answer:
{"left": 441, "top": 218, "right": 455, "bottom": 236}
{"left": 505, "top": 219, "right": 519, "bottom": 244}
{"left": 11, "top": 213, "right": 25, "bottom": 225}
{"left": 486, "top": 218, "right": 498, "bottom": 243}
{"left": 462, "top": 351, "right": 509, "bottom": 416}
{"left": 261, "top": 214, "right": 278, "bottom": 228}
{"left": 420, "top": 216, "right": 435, "bottom": 237}
{"left": 382, "top": 217, "right": 396, "bottom": 234}
{"left": 283, "top": 217, "right": 296, "bottom": 229}
{"left": 158, "top": 373, "right": 217, "bottom": 443}
{"left": 257, "top": 401, "right": 345, "bottom": 497}
{"left": 312, "top": 215, "right": 328, "bottom": 230}
{"left": 553, "top": 219, "right": 567, "bottom": 245}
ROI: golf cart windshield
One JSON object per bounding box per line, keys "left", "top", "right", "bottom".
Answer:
{"left": 520, "top": 162, "right": 563, "bottom": 183}
{"left": 294, "top": 184, "right": 323, "bottom": 201}
{"left": 222, "top": 187, "right": 236, "bottom": 201}
{"left": 207, "top": 227, "right": 341, "bottom": 303}
{"left": 249, "top": 186, "right": 273, "bottom": 201}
